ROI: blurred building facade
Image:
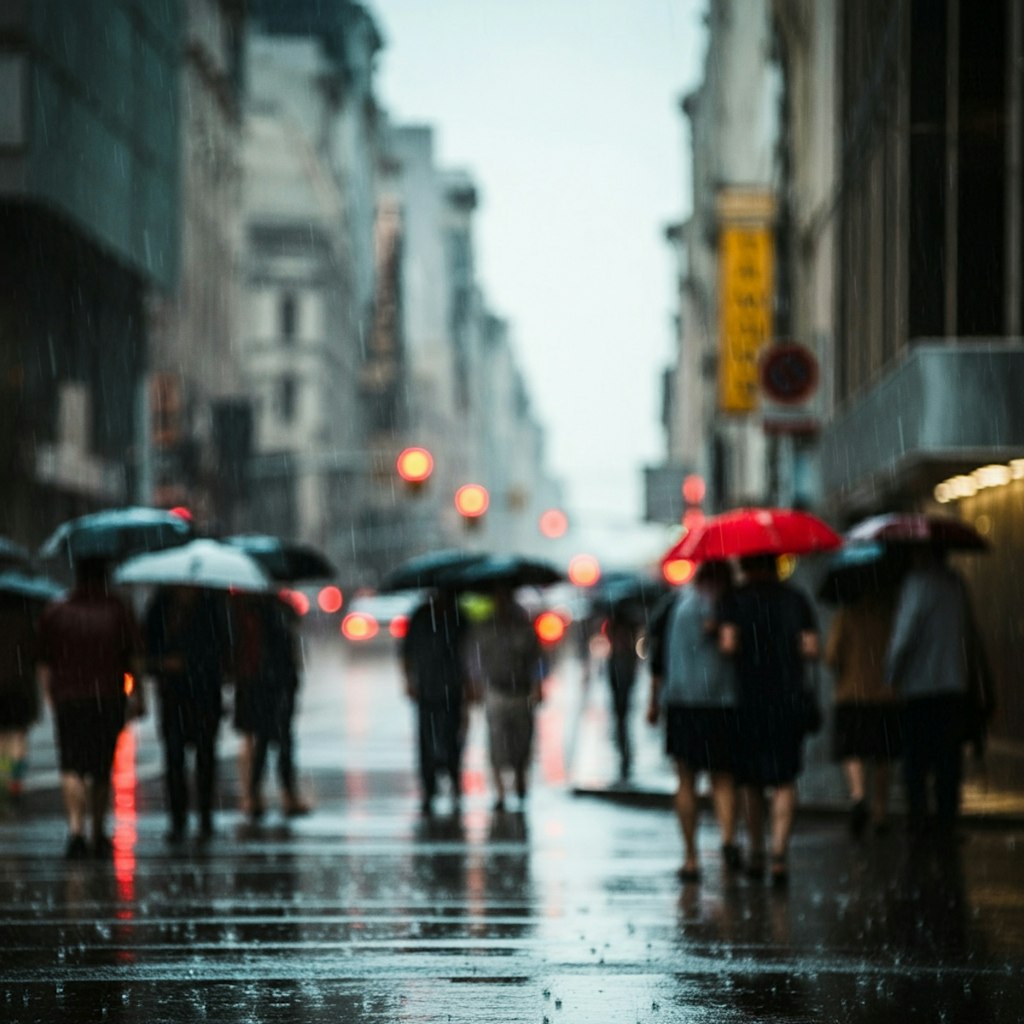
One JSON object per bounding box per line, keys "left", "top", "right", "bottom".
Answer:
{"left": 0, "top": 0, "right": 182, "bottom": 542}
{"left": 145, "top": 0, "right": 248, "bottom": 532}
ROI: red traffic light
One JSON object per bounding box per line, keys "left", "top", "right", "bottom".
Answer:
{"left": 454, "top": 483, "right": 490, "bottom": 519}
{"left": 396, "top": 447, "right": 434, "bottom": 484}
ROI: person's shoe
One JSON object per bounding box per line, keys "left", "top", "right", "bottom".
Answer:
{"left": 91, "top": 834, "right": 114, "bottom": 859}
{"left": 492, "top": 797, "right": 506, "bottom": 813}
{"left": 420, "top": 797, "right": 434, "bottom": 817}
{"left": 770, "top": 854, "right": 789, "bottom": 889}
{"left": 721, "top": 843, "right": 743, "bottom": 872}
{"left": 65, "top": 834, "right": 88, "bottom": 860}
{"left": 197, "top": 817, "right": 215, "bottom": 843}
{"left": 677, "top": 864, "right": 701, "bottom": 883}
{"left": 849, "top": 799, "right": 869, "bottom": 839}
{"left": 165, "top": 825, "right": 186, "bottom": 846}
{"left": 744, "top": 853, "right": 765, "bottom": 880}
{"left": 283, "top": 796, "right": 312, "bottom": 817}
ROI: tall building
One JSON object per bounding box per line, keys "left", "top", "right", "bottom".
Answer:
{"left": 0, "top": 0, "right": 181, "bottom": 543}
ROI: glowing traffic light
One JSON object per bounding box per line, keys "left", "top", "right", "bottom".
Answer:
{"left": 682, "top": 474, "right": 706, "bottom": 505}
{"left": 396, "top": 447, "right": 434, "bottom": 489}
{"left": 663, "top": 557, "right": 696, "bottom": 585}
{"left": 454, "top": 483, "right": 490, "bottom": 520}
{"left": 538, "top": 508, "right": 569, "bottom": 539}
{"left": 534, "top": 610, "right": 567, "bottom": 645}
{"left": 568, "top": 553, "right": 601, "bottom": 587}
{"left": 317, "top": 585, "right": 343, "bottom": 614}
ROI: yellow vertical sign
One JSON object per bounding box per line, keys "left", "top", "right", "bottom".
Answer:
{"left": 718, "top": 224, "right": 774, "bottom": 413}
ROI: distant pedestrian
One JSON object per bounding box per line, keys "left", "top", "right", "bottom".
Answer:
{"left": 402, "top": 588, "right": 470, "bottom": 816}
{"left": 825, "top": 592, "right": 902, "bottom": 838}
{"left": 647, "top": 560, "right": 740, "bottom": 882}
{"left": 36, "top": 558, "right": 142, "bottom": 859}
{"left": 605, "top": 606, "right": 641, "bottom": 781}
{"left": 886, "top": 546, "right": 993, "bottom": 839}
{"left": 718, "top": 554, "right": 819, "bottom": 886}
{"left": 465, "top": 588, "right": 546, "bottom": 812}
{"left": 0, "top": 593, "right": 41, "bottom": 802}
{"left": 145, "top": 586, "right": 229, "bottom": 844}
{"left": 231, "top": 593, "right": 310, "bottom": 821}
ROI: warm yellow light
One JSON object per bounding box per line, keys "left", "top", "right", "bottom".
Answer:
{"left": 1011, "top": 459, "right": 1024, "bottom": 480}
{"left": 934, "top": 482, "right": 953, "bottom": 504}
{"left": 973, "top": 465, "right": 1011, "bottom": 489}
{"left": 568, "top": 554, "right": 601, "bottom": 587}
{"left": 662, "top": 558, "right": 696, "bottom": 585}
{"left": 454, "top": 484, "right": 490, "bottom": 518}
{"left": 949, "top": 475, "right": 978, "bottom": 499}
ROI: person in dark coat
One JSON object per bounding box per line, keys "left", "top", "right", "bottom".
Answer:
{"left": 240, "top": 595, "right": 310, "bottom": 821}
{"left": 145, "top": 585, "right": 229, "bottom": 844}
{"left": 718, "top": 554, "right": 820, "bottom": 886}
{"left": 0, "top": 593, "right": 41, "bottom": 802}
{"left": 402, "top": 588, "right": 470, "bottom": 816}
{"left": 37, "top": 558, "right": 142, "bottom": 858}
{"left": 605, "top": 606, "right": 641, "bottom": 781}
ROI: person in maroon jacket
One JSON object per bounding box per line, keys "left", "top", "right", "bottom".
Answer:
{"left": 37, "top": 557, "right": 142, "bottom": 859}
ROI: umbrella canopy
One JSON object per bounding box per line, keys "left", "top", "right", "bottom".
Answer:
{"left": 114, "top": 538, "right": 270, "bottom": 592}
{"left": 0, "top": 570, "right": 65, "bottom": 605}
{"left": 440, "top": 554, "right": 564, "bottom": 592}
{"left": 225, "top": 534, "right": 336, "bottom": 582}
{"left": 845, "top": 512, "right": 989, "bottom": 551}
{"left": 587, "top": 572, "right": 670, "bottom": 618}
{"left": 0, "top": 537, "right": 33, "bottom": 571}
{"left": 39, "top": 507, "right": 194, "bottom": 565}
{"left": 816, "top": 542, "right": 909, "bottom": 605}
{"left": 665, "top": 507, "right": 843, "bottom": 562}
{"left": 379, "top": 550, "right": 488, "bottom": 592}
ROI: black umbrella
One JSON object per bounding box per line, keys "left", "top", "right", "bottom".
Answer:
{"left": 39, "top": 507, "right": 194, "bottom": 565}
{"left": 846, "top": 513, "right": 989, "bottom": 551}
{"left": 587, "top": 572, "right": 670, "bottom": 623}
{"left": 441, "top": 554, "right": 564, "bottom": 592}
{"left": 379, "top": 550, "right": 488, "bottom": 592}
{"left": 817, "top": 542, "right": 908, "bottom": 605}
{"left": 225, "top": 534, "right": 336, "bottom": 582}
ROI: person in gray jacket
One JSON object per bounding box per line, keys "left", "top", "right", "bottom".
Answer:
{"left": 886, "top": 545, "right": 982, "bottom": 837}
{"left": 647, "top": 560, "right": 739, "bottom": 882}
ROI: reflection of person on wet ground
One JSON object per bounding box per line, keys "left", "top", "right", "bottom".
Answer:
{"left": 402, "top": 588, "right": 470, "bottom": 816}
{"left": 0, "top": 592, "right": 41, "bottom": 803}
{"left": 37, "top": 557, "right": 142, "bottom": 859}
{"left": 886, "top": 545, "right": 994, "bottom": 841}
{"left": 464, "top": 587, "right": 546, "bottom": 812}
{"left": 825, "top": 590, "right": 902, "bottom": 838}
{"left": 718, "top": 554, "right": 819, "bottom": 887}
{"left": 605, "top": 606, "right": 641, "bottom": 780}
{"left": 648, "top": 560, "right": 740, "bottom": 882}
{"left": 145, "top": 585, "right": 229, "bottom": 844}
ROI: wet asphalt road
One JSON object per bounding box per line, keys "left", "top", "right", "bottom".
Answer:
{"left": 2, "top": 634, "right": 1023, "bottom": 1023}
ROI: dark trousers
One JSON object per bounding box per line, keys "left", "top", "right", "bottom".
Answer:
{"left": 901, "top": 694, "right": 967, "bottom": 832}
{"left": 160, "top": 696, "right": 220, "bottom": 831}
{"left": 608, "top": 662, "right": 636, "bottom": 776}
{"left": 251, "top": 715, "right": 297, "bottom": 801}
{"left": 418, "top": 703, "right": 464, "bottom": 800}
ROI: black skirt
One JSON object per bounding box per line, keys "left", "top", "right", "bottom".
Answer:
{"left": 665, "top": 705, "right": 741, "bottom": 774}
{"left": 54, "top": 696, "right": 125, "bottom": 779}
{"left": 832, "top": 703, "right": 903, "bottom": 762}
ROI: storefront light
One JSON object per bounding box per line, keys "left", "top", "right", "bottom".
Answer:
{"left": 972, "top": 464, "right": 1011, "bottom": 489}
{"left": 934, "top": 458, "right": 1024, "bottom": 503}
{"left": 1011, "top": 459, "right": 1024, "bottom": 480}
{"left": 934, "top": 481, "right": 953, "bottom": 504}
{"left": 949, "top": 475, "right": 978, "bottom": 499}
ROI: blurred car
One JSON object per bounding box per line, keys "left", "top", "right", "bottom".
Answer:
{"left": 339, "top": 590, "right": 424, "bottom": 650}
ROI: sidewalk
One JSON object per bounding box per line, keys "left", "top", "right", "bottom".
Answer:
{"left": 567, "top": 657, "right": 1024, "bottom": 827}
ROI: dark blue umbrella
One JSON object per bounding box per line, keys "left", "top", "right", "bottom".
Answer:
{"left": 225, "top": 534, "right": 336, "bottom": 582}
{"left": 817, "top": 542, "right": 907, "bottom": 605}
{"left": 441, "top": 554, "right": 563, "bottom": 592}
{"left": 39, "top": 507, "right": 194, "bottom": 566}
{"left": 0, "top": 570, "right": 65, "bottom": 604}
{"left": 380, "top": 550, "right": 488, "bottom": 592}
{"left": 0, "top": 537, "right": 32, "bottom": 571}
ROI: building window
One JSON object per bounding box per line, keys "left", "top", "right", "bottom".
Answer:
{"left": 277, "top": 375, "right": 297, "bottom": 423}
{"left": 280, "top": 292, "right": 297, "bottom": 344}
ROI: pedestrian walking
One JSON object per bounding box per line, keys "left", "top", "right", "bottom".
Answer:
{"left": 647, "top": 560, "right": 740, "bottom": 882}
{"left": 244, "top": 596, "right": 310, "bottom": 820}
{"left": 885, "top": 546, "right": 993, "bottom": 839}
{"left": 605, "top": 605, "right": 641, "bottom": 781}
{"left": 0, "top": 594, "right": 41, "bottom": 803}
{"left": 144, "top": 585, "right": 229, "bottom": 844}
{"left": 401, "top": 588, "right": 471, "bottom": 816}
{"left": 825, "top": 591, "right": 902, "bottom": 837}
{"left": 718, "top": 554, "right": 820, "bottom": 887}
{"left": 464, "top": 587, "right": 546, "bottom": 812}
{"left": 36, "top": 557, "right": 142, "bottom": 858}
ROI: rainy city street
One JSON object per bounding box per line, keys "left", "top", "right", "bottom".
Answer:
{"left": 2, "top": 634, "right": 1023, "bottom": 1024}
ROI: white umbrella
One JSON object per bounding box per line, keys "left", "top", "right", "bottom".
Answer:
{"left": 114, "top": 538, "right": 270, "bottom": 592}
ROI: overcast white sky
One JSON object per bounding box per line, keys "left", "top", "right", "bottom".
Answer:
{"left": 369, "top": 0, "right": 707, "bottom": 528}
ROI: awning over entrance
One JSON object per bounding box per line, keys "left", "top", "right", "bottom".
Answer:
{"left": 821, "top": 344, "right": 1024, "bottom": 516}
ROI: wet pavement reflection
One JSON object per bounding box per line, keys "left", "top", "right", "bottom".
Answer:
{"left": 1, "top": 639, "right": 1022, "bottom": 1022}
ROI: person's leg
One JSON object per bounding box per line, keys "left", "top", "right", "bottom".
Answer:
{"left": 741, "top": 785, "right": 766, "bottom": 874}
{"left": 90, "top": 776, "right": 112, "bottom": 852}
{"left": 195, "top": 720, "right": 219, "bottom": 838}
{"left": 249, "top": 732, "right": 269, "bottom": 819}
{"left": 844, "top": 757, "right": 869, "bottom": 837}
{"left": 613, "top": 683, "right": 633, "bottom": 779}
{"left": 60, "top": 772, "right": 89, "bottom": 851}
{"left": 417, "top": 707, "right": 437, "bottom": 813}
{"left": 237, "top": 733, "right": 254, "bottom": 814}
{"left": 933, "top": 706, "right": 964, "bottom": 837}
{"left": 709, "top": 770, "right": 738, "bottom": 851}
{"left": 901, "top": 704, "right": 928, "bottom": 833}
{"left": 769, "top": 784, "right": 797, "bottom": 862}
{"left": 674, "top": 762, "right": 699, "bottom": 877}
{"left": 871, "top": 762, "right": 892, "bottom": 830}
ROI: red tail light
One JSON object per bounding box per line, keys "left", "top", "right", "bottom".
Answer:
{"left": 341, "top": 612, "right": 378, "bottom": 641}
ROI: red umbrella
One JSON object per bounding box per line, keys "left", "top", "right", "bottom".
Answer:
{"left": 845, "top": 513, "right": 989, "bottom": 551}
{"left": 664, "top": 507, "right": 842, "bottom": 563}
